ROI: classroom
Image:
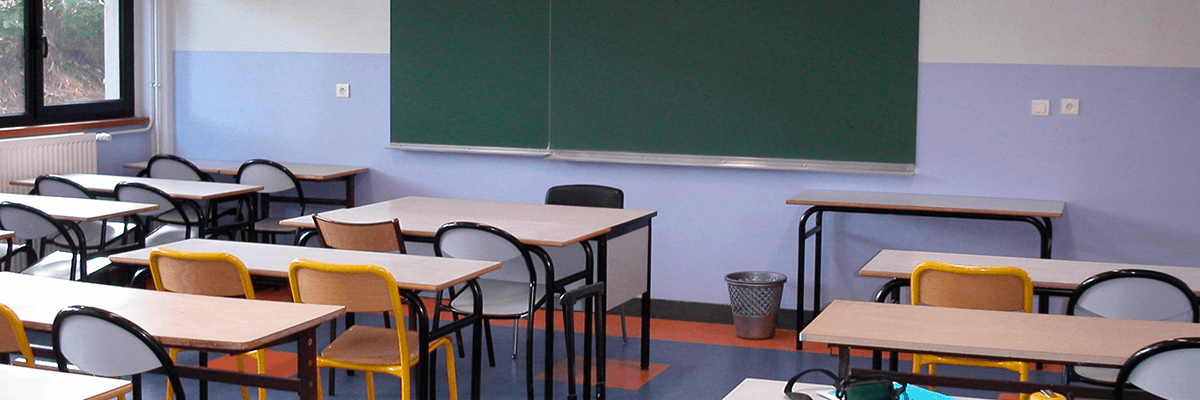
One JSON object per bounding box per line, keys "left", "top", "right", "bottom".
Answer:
{"left": 3, "top": 0, "right": 1200, "bottom": 399}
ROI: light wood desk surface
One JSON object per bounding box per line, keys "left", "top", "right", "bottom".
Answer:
{"left": 860, "top": 249, "right": 1200, "bottom": 293}
{"left": 0, "top": 272, "right": 343, "bottom": 352}
{"left": 0, "top": 230, "right": 13, "bottom": 240}
{"left": 109, "top": 238, "right": 501, "bottom": 291}
{"left": 279, "top": 196, "right": 657, "bottom": 247}
{"left": 0, "top": 364, "right": 132, "bottom": 400}
{"left": 801, "top": 300, "right": 1200, "bottom": 367}
{"left": 723, "top": 378, "right": 989, "bottom": 400}
{"left": 787, "top": 190, "right": 1065, "bottom": 218}
{"left": 124, "top": 159, "right": 368, "bottom": 181}
{"left": 10, "top": 174, "right": 263, "bottom": 201}
{"left": 0, "top": 193, "right": 157, "bottom": 222}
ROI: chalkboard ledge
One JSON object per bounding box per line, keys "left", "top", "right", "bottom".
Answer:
{"left": 390, "top": 143, "right": 915, "bottom": 175}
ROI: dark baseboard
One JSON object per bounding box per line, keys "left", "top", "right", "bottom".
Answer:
{"left": 615, "top": 298, "right": 812, "bottom": 329}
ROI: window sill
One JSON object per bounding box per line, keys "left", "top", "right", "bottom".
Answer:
{"left": 0, "top": 117, "right": 150, "bottom": 140}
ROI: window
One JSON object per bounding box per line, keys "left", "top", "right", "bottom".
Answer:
{"left": 0, "top": 0, "right": 133, "bottom": 128}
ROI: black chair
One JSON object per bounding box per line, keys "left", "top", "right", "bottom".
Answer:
{"left": 544, "top": 184, "right": 627, "bottom": 340}
{"left": 236, "top": 159, "right": 306, "bottom": 244}
{"left": 1113, "top": 337, "right": 1200, "bottom": 400}
{"left": 53, "top": 305, "right": 186, "bottom": 400}
{"left": 1065, "top": 269, "right": 1199, "bottom": 386}
{"left": 143, "top": 154, "right": 214, "bottom": 182}
{"left": 114, "top": 182, "right": 205, "bottom": 248}
{"left": 32, "top": 174, "right": 136, "bottom": 251}
{"left": 0, "top": 202, "right": 96, "bottom": 281}
{"left": 560, "top": 282, "right": 606, "bottom": 400}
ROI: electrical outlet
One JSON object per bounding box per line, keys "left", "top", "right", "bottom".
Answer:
{"left": 1061, "top": 98, "right": 1079, "bottom": 116}
{"left": 336, "top": 83, "right": 350, "bottom": 98}
{"left": 1032, "top": 99, "right": 1050, "bottom": 116}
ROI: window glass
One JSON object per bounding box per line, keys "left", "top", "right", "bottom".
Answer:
{"left": 43, "top": 0, "right": 115, "bottom": 106}
{"left": 0, "top": 0, "right": 26, "bottom": 115}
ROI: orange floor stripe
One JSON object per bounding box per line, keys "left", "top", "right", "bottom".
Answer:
{"left": 206, "top": 350, "right": 298, "bottom": 378}
{"left": 537, "top": 358, "right": 669, "bottom": 391}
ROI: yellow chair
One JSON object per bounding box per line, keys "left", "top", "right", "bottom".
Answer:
{"left": 910, "top": 261, "right": 1033, "bottom": 400}
{"left": 0, "top": 302, "right": 35, "bottom": 368}
{"left": 288, "top": 258, "right": 458, "bottom": 400}
{"left": 148, "top": 248, "right": 267, "bottom": 400}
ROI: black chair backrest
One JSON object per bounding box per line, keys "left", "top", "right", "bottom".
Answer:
{"left": 1067, "top": 269, "right": 1200, "bottom": 323}
{"left": 559, "top": 282, "right": 607, "bottom": 400}
{"left": 32, "top": 174, "right": 95, "bottom": 198}
{"left": 545, "top": 184, "right": 623, "bottom": 209}
{"left": 0, "top": 202, "right": 84, "bottom": 277}
{"left": 1114, "top": 337, "right": 1200, "bottom": 400}
{"left": 146, "top": 154, "right": 213, "bottom": 182}
{"left": 53, "top": 305, "right": 186, "bottom": 400}
{"left": 237, "top": 159, "right": 306, "bottom": 217}
{"left": 434, "top": 221, "right": 545, "bottom": 285}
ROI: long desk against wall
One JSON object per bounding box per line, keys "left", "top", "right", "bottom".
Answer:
{"left": 787, "top": 190, "right": 1065, "bottom": 348}
{"left": 124, "top": 159, "right": 368, "bottom": 207}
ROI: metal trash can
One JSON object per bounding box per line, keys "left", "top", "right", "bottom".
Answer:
{"left": 725, "top": 271, "right": 787, "bottom": 339}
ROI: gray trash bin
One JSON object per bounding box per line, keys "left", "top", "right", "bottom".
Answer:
{"left": 725, "top": 271, "right": 787, "bottom": 339}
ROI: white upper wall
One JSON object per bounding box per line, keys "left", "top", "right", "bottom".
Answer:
{"left": 174, "top": 0, "right": 1200, "bottom": 68}
{"left": 176, "top": 0, "right": 390, "bottom": 54}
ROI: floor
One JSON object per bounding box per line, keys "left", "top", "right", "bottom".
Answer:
{"left": 36, "top": 287, "right": 1067, "bottom": 400}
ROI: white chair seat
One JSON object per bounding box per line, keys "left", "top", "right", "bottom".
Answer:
{"left": 144, "top": 224, "right": 202, "bottom": 248}
{"left": 52, "top": 220, "right": 135, "bottom": 249}
{"left": 156, "top": 207, "right": 204, "bottom": 226}
{"left": 449, "top": 278, "right": 546, "bottom": 317}
{"left": 20, "top": 251, "right": 111, "bottom": 280}
{"left": 253, "top": 218, "right": 298, "bottom": 234}
{"left": 1074, "top": 365, "right": 1119, "bottom": 383}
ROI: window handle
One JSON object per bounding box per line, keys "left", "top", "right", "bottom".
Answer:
{"left": 41, "top": 31, "right": 47, "bottom": 59}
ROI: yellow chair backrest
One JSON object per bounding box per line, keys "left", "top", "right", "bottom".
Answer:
{"left": 149, "top": 248, "right": 256, "bottom": 299}
{"left": 288, "top": 258, "right": 408, "bottom": 328}
{"left": 911, "top": 261, "right": 1033, "bottom": 313}
{"left": 313, "top": 214, "right": 407, "bottom": 253}
{"left": 0, "top": 303, "right": 34, "bottom": 367}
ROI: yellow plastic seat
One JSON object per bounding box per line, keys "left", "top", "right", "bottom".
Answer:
{"left": 288, "top": 258, "right": 458, "bottom": 400}
{"left": 0, "top": 302, "right": 35, "bottom": 368}
{"left": 910, "top": 260, "right": 1033, "bottom": 400}
{"left": 148, "top": 248, "right": 267, "bottom": 400}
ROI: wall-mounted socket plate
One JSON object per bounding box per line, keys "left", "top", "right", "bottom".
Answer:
{"left": 1032, "top": 99, "right": 1050, "bottom": 116}
{"left": 1061, "top": 98, "right": 1079, "bottom": 116}
{"left": 336, "top": 83, "right": 350, "bottom": 98}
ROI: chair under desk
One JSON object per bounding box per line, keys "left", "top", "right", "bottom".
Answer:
{"left": 787, "top": 190, "right": 1066, "bottom": 348}
{"left": 124, "top": 159, "right": 368, "bottom": 208}
{"left": 801, "top": 300, "right": 1200, "bottom": 400}
{"left": 277, "top": 195, "right": 658, "bottom": 400}
{"left": 0, "top": 272, "right": 343, "bottom": 400}
{"left": 108, "top": 238, "right": 501, "bottom": 400}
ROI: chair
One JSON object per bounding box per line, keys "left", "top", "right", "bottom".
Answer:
{"left": 148, "top": 247, "right": 267, "bottom": 400}
{"left": 313, "top": 214, "right": 406, "bottom": 253}
{"left": 33, "top": 174, "right": 136, "bottom": 251}
{"left": 1113, "top": 337, "right": 1200, "bottom": 400}
{"left": 433, "top": 221, "right": 550, "bottom": 400}
{"left": 544, "top": 184, "right": 625, "bottom": 340}
{"left": 114, "top": 182, "right": 205, "bottom": 248}
{"left": 910, "top": 261, "right": 1033, "bottom": 400}
{"left": 559, "top": 282, "right": 606, "bottom": 400}
{"left": 0, "top": 302, "right": 35, "bottom": 367}
{"left": 288, "top": 258, "right": 458, "bottom": 400}
{"left": 52, "top": 305, "right": 186, "bottom": 400}
{"left": 236, "top": 159, "right": 305, "bottom": 244}
{"left": 1065, "top": 269, "right": 1199, "bottom": 386}
{"left": 0, "top": 202, "right": 105, "bottom": 281}
{"left": 143, "top": 154, "right": 214, "bottom": 182}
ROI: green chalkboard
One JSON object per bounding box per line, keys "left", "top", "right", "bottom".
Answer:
{"left": 392, "top": 0, "right": 918, "bottom": 165}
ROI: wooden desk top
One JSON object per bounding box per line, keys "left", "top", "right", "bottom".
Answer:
{"left": 0, "top": 272, "right": 344, "bottom": 352}
{"left": 279, "top": 196, "right": 658, "bottom": 247}
{"left": 723, "top": 378, "right": 989, "bottom": 400}
{"left": 0, "top": 364, "right": 132, "bottom": 400}
{"left": 0, "top": 193, "right": 158, "bottom": 222}
{"left": 108, "top": 238, "right": 501, "bottom": 291}
{"left": 123, "top": 159, "right": 369, "bottom": 181}
{"left": 786, "top": 190, "right": 1065, "bottom": 218}
{"left": 860, "top": 249, "right": 1200, "bottom": 293}
{"left": 9, "top": 174, "right": 264, "bottom": 201}
{"left": 801, "top": 300, "right": 1200, "bottom": 367}
{"left": 0, "top": 230, "right": 13, "bottom": 240}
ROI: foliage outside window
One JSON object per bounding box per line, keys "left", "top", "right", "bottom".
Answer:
{"left": 0, "top": 0, "right": 133, "bottom": 128}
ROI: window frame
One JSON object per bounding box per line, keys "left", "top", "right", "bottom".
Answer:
{"left": 0, "top": 0, "right": 135, "bottom": 128}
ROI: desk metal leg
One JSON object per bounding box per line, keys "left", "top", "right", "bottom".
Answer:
{"left": 639, "top": 222, "right": 653, "bottom": 370}
{"left": 296, "top": 328, "right": 319, "bottom": 400}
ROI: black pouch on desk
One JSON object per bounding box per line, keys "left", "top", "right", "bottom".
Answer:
{"left": 784, "top": 368, "right": 906, "bottom": 400}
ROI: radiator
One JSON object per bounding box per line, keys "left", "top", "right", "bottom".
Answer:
{"left": 0, "top": 133, "right": 98, "bottom": 193}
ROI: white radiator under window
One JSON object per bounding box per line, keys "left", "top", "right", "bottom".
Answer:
{"left": 0, "top": 133, "right": 98, "bottom": 194}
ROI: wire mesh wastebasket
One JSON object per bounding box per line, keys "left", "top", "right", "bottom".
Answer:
{"left": 725, "top": 271, "right": 787, "bottom": 339}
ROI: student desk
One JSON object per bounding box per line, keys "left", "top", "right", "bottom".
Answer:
{"left": 0, "top": 193, "right": 158, "bottom": 259}
{"left": 0, "top": 230, "right": 11, "bottom": 240}
{"left": 801, "top": 300, "right": 1199, "bottom": 399}
{"left": 277, "top": 195, "right": 658, "bottom": 398}
{"left": 125, "top": 159, "right": 368, "bottom": 207}
{"left": 0, "top": 272, "right": 343, "bottom": 400}
{"left": 108, "top": 238, "right": 500, "bottom": 400}
{"left": 0, "top": 363, "right": 133, "bottom": 400}
{"left": 787, "top": 190, "right": 1065, "bottom": 347}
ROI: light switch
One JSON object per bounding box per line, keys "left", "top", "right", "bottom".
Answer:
{"left": 1032, "top": 99, "right": 1050, "bottom": 116}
